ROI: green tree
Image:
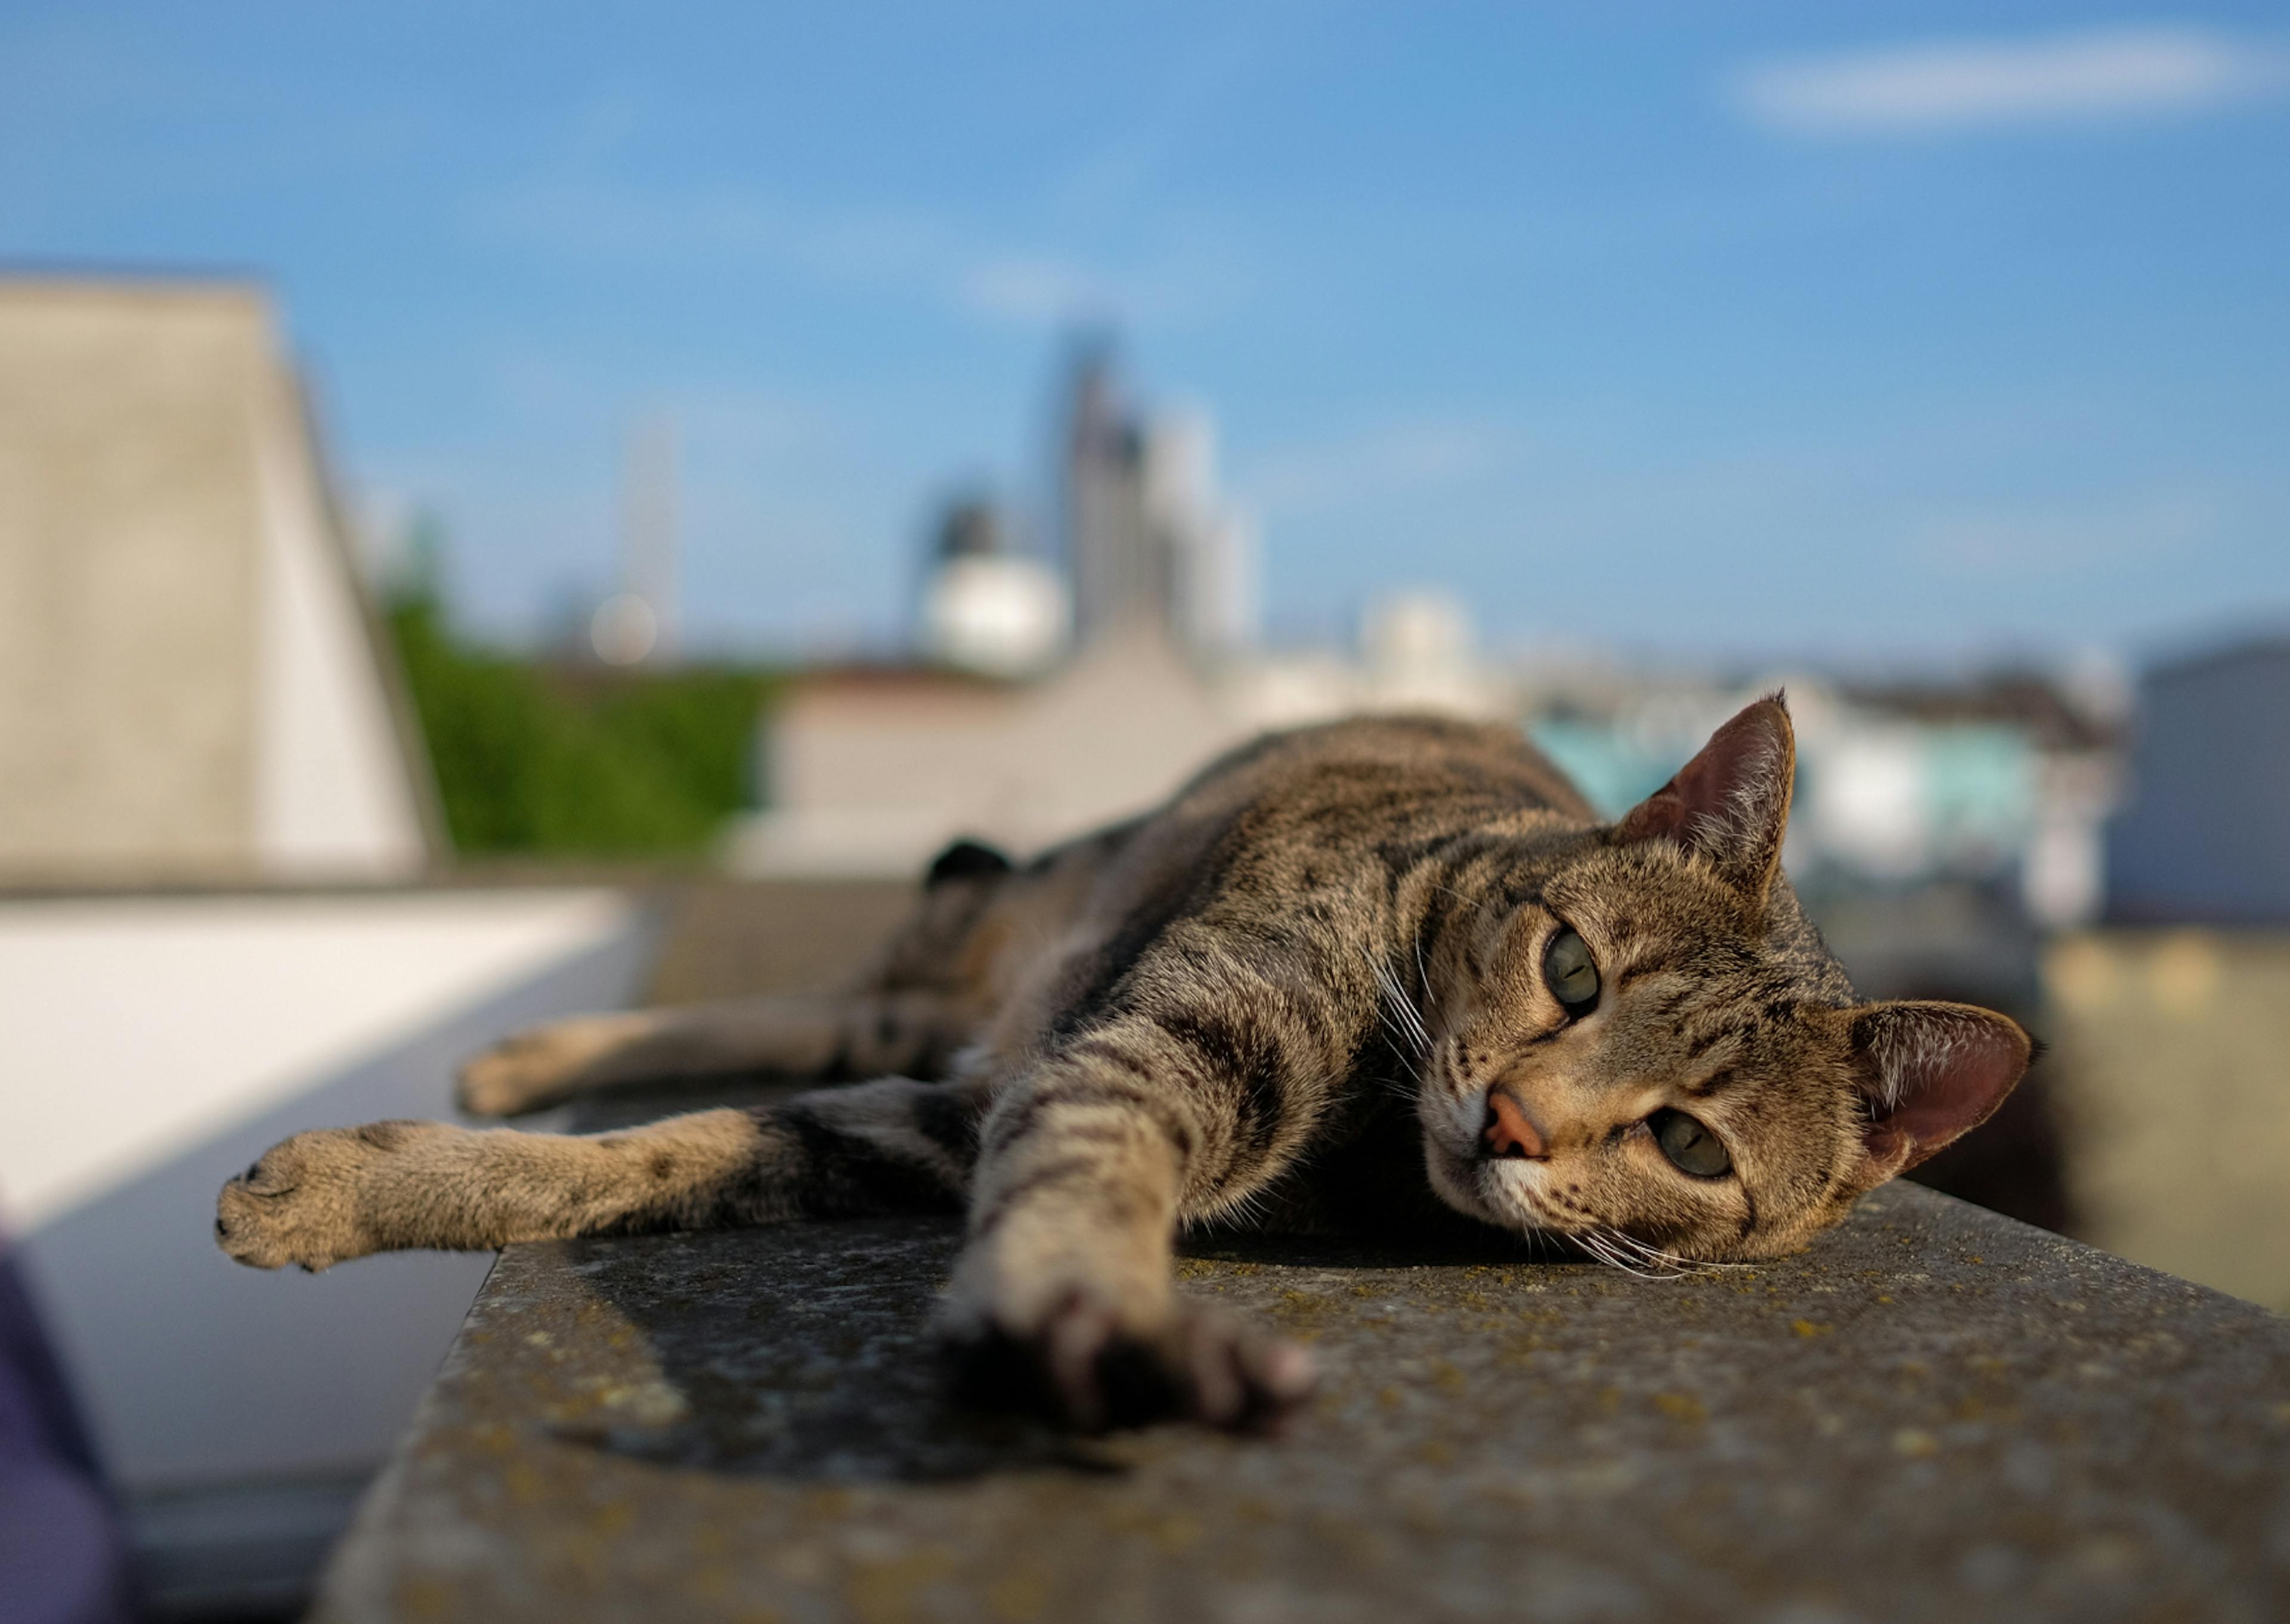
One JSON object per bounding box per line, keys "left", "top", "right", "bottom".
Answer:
{"left": 383, "top": 532, "right": 778, "bottom": 859}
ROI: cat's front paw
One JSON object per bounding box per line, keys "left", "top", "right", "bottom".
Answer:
{"left": 455, "top": 1013, "right": 652, "bottom": 1116}
{"left": 941, "top": 1287, "right": 1316, "bottom": 1434}
{"left": 213, "top": 1122, "right": 438, "bottom": 1270}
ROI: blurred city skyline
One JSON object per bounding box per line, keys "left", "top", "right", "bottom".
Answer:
{"left": 5, "top": 2, "right": 2286, "bottom": 666}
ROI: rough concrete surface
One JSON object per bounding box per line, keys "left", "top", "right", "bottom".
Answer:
{"left": 317, "top": 1180, "right": 2290, "bottom": 1624}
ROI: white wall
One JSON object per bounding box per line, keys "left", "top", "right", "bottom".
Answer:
{"left": 250, "top": 365, "right": 429, "bottom": 880}
{"left": 0, "top": 890, "right": 652, "bottom": 1488}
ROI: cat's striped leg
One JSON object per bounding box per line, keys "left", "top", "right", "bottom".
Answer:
{"left": 215, "top": 1077, "right": 979, "bottom": 1271}
{"left": 938, "top": 1009, "right": 1322, "bottom": 1433}
{"left": 454, "top": 993, "right": 978, "bottom": 1117}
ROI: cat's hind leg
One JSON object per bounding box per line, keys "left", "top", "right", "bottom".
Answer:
{"left": 216, "top": 1077, "right": 981, "bottom": 1271}
{"left": 454, "top": 992, "right": 977, "bottom": 1117}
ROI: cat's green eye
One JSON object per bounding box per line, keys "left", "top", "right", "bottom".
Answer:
{"left": 1541, "top": 926, "right": 1600, "bottom": 1017}
{"left": 1650, "top": 1109, "right": 1731, "bottom": 1179}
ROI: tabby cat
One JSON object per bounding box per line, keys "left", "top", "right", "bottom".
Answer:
{"left": 215, "top": 698, "right": 2029, "bottom": 1431}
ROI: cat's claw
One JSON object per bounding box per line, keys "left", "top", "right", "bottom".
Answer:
{"left": 943, "top": 1289, "right": 1316, "bottom": 1434}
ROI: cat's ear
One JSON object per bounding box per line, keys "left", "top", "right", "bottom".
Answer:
{"left": 1843, "top": 1002, "right": 2032, "bottom": 1188}
{"left": 1613, "top": 693, "right": 1795, "bottom": 898}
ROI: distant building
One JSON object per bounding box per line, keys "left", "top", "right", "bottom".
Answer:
{"left": 739, "top": 630, "right": 1233, "bottom": 872}
{"left": 916, "top": 498, "right": 1069, "bottom": 678}
{"left": 2106, "top": 638, "right": 2290, "bottom": 923}
{"left": 0, "top": 278, "right": 439, "bottom": 883}
{"left": 1064, "top": 348, "right": 1257, "bottom": 658}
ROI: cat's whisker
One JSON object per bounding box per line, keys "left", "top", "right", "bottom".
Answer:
{"left": 1364, "top": 953, "right": 1434, "bottom": 1055}
{"left": 1605, "top": 1231, "right": 1695, "bottom": 1277}
{"left": 1375, "top": 984, "right": 1419, "bottom": 1053}
{"left": 1374, "top": 957, "right": 1429, "bottom": 1044}
{"left": 1632, "top": 1239, "right": 1745, "bottom": 1277}
{"left": 1527, "top": 1228, "right": 1570, "bottom": 1263}
{"left": 1373, "top": 955, "right": 1432, "bottom": 1051}
{"left": 1598, "top": 1228, "right": 1707, "bottom": 1277}
{"left": 1368, "top": 1000, "right": 1413, "bottom": 1055}
{"left": 1411, "top": 936, "right": 1437, "bottom": 1031}
{"left": 1602, "top": 1228, "right": 1757, "bottom": 1274}
{"left": 1364, "top": 974, "right": 1412, "bottom": 1048}
{"left": 1598, "top": 1228, "right": 1663, "bottom": 1263}
{"left": 1576, "top": 1226, "right": 1686, "bottom": 1281}
{"left": 1576, "top": 1231, "right": 1641, "bottom": 1278}
{"left": 1368, "top": 1008, "right": 1425, "bottom": 1088}
{"left": 1569, "top": 1227, "right": 1621, "bottom": 1270}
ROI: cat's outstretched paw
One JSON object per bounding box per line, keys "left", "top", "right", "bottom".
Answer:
{"left": 942, "top": 1288, "right": 1316, "bottom": 1434}
{"left": 455, "top": 1013, "right": 652, "bottom": 1117}
{"left": 213, "top": 1122, "right": 439, "bottom": 1270}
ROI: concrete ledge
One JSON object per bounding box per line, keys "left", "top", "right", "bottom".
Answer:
{"left": 316, "top": 1182, "right": 2290, "bottom": 1623}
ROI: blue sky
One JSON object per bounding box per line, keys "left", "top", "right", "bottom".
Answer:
{"left": 4, "top": 3, "right": 2286, "bottom": 667}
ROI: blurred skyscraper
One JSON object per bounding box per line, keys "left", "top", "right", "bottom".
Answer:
{"left": 1060, "top": 342, "right": 1257, "bottom": 663}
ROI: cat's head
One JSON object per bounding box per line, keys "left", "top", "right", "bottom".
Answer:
{"left": 1415, "top": 695, "right": 2031, "bottom": 1263}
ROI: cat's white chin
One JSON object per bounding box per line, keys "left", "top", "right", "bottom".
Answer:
{"left": 1417, "top": 1090, "right": 1571, "bottom": 1234}
{"left": 1419, "top": 1135, "right": 1548, "bottom": 1233}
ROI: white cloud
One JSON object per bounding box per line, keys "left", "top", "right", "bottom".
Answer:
{"left": 1730, "top": 25, "right": 2290, "bottom": 136}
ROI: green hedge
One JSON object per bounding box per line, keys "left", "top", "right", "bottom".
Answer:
{"left": 387, "top": 591, "right": 779, "bottom": 858}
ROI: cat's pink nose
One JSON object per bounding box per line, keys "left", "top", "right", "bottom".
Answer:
{"left": 1483, "top": 1090, "right": 1547, "bottom": 1160}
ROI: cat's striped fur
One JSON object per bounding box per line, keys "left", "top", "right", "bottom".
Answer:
{"left": 216, "top": 699, "right": 2030, "bottom": 1431}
